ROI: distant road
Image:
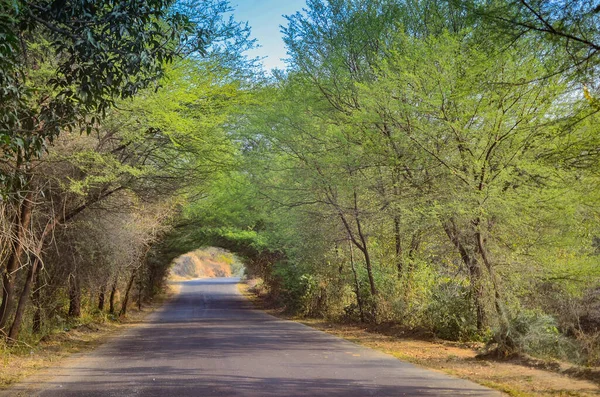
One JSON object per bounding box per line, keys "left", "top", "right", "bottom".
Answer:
{"left": 7, "top": 278, "right": 500, "bottom": 396}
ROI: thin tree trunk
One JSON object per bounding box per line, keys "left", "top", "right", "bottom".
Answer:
{"left": 394, "top": 215, "right": 403, "bottom": 276}
{"left": 3, "top": 184, "right": 127, "bottom": 340}
{"left": 9, "top": 212, "right": 58, "bottom": 339}
{"left": 137, "top": 270, "right": 143, "bottom": 311}
{"left": 358, "top": 244, "right": 376, "bottom": 296}
{"left": 148, "top": 271, "right": 155, "bottom": 298}
{"left": 475, "top": 224, "right": 508, "bottom": 326}
{"left": 443, "top": 220, "right": 487, "bottom": 332}
{"left": 336, "top": 207, "right": 377, "bottom": 321}
{"left": 0, "top": 192, "right": 33, "bottom": 329}
{"left": 109, "top": 277, "right": 118, "bottom": 314}
{"left": 98, "top": 283, "right": 106, "bottom": 311}
{"left": 68, "top": 275, "right": 81, "bottom": 318}
{"left": 352, "top": 192, "right": 377, "bottom": 297}
{"left": 8, "top": 256, "right": 39, "bottom": 340}
{"left": 355, "top": 223, "right": 377, "bottom": 297}
{"left": 4, "top": 185, "right": 125, "bottom": 338}
{"left": 349, "top": 239, "right": 365, "bottom": 322}
{"left": 323, "top": 181, "right": 377, "bottom": 319}
{"left": 119, "top": 269, "right": 137, "bottom": 317}
{"left": 335, "top": 243, "right": 343, "bottom": 275}
{"left": 32, "top": 265, "right": 42, "bottom": 333}
{"left": 403, "top": 231, "right": 421, "bottom": 301}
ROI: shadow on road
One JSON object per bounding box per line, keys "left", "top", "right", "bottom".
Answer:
{"left": 15, "top": 371, "right": 490, "bottom": 397}
{"left": 8, "top": 277, "right": 498, "bottom": 397}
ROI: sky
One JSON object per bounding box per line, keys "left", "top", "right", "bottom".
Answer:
{"left": 231, "top": 0, "right": 308, "bottom": 71}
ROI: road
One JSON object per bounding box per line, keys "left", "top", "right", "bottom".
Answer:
{"left": 7, "top": 278, "right": 501, "bottom": 396}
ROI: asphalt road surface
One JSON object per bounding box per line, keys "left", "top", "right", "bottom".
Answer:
{"left": 6, "top": 278, "right": 501, "bottom": 396}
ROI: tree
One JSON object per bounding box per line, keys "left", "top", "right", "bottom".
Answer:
{"left": 468, "top": 0, "right": 600, "bottom": 83}
{"left": 0, "top": 0, "right": 258, "bottom": 340}
{"left": 0, "top": 0, "right": 197, "bottom": 191}
{"left": 224, "top": 0, "right": 600, "bottom": 348}
{"left": 0, "top": 0, "right": 196, "bottom": 336}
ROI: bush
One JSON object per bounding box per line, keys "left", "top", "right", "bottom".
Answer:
{"left": 493, "top": 310, "right": 580, "bottom": 361}
{"left": 425, "top": 280, "right": 479, "bottom": 341}
{"left": 272, "top": 263, "right": 319, "bottom": 315}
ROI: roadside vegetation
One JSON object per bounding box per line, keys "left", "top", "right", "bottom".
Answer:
{"left": 0, "top": 0, "right": 256, "bottom": 345}
{"left": 2, "top": 0, "right": 600, "bottom": 394}
{"left": 195, "top": 0, "right": 600, "bottom": 370}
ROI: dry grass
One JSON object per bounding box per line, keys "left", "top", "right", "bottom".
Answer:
{"left": 0, "top": 283, "right": 179, "bottom": 389}
{"left": 239, "top": 281, "right": 600, "bottom": 397}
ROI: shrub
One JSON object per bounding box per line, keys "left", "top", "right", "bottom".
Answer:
{"left": 425, "top": 280, "right": 479, "bottom": 341}
{"left": 272, "top": 263, "right": 319, "bottom": 315}
{"left": 493, "top": 310, "right": 581, "bottom": 361}
{"left": 574, "top": 330, "right": 600, "bottom": 366}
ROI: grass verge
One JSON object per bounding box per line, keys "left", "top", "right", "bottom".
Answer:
{"left": 238, "top": 281, "right": 600, "bottom": 397}
{"left": 0, "top": 283, "right": 180, "bottom": 389}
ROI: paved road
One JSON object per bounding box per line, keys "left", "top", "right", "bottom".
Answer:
{"left": 7, "top": 278, "right": 501, "bottom": 396}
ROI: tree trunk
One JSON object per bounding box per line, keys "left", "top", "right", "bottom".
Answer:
{"left": 394, "top": 216, "right": 403, "bottom": 276}
{"left": 336, "top": 205, "right": 378, "bottom": 320}
{"left": 335, "top": 243, "right": 343, "bottom": 275}
{"left": 109, "top": 277, "right": 118, "bottom": 314}
{"left": 68, "top": 275, "right": 81, "bottom": 318}
{"left": 352, "top": 192, "right": 377, "bottom": 297}
{"left": 98, "top": 284, "right": 106, "bottom": 311}
{"left": 119, "top": 269, "right": 137, "bottom": 317}
{"left": 390, "top": 161, "right": 406, "bottom": 278}
{"left": 137, "top": 270, "right": 143, "bottom": 311}
{"left": 358, "top": 244, "right": 376, "bottom": 296}
{"left": 9, "top": 210, "right": 59, "bottom": 339}
{"left": 8, "top": 256, "right": 39, "bottom": 341}
{"left": 349, "top": 239, "right": 365, "bottom": 322}
{"left": 475, "top": 224, "right": 508, "bottom": 326}
{"left": 326, "top": 183, "right": 378, "bottom": 320}
{"left": 0, "top": 193, "right": 33, "bottom": 330}
{"left": 4, "top": 185, "right": 125, "bottom": 339}
{"left": 443, "top": 220, "right": 487, "bottom": 332}
{"left": 403, "top": 231, "right": 421, "bottom": 301}
{"left": 32, "top": 265, "right": 42, "bottom": 333}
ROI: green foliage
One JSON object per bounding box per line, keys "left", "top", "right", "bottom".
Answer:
{"left": 188, "top": 0, "right": 600, "bottom": 365}
{"left": 3, "top": 0, "right": 600, "bottom": 366}
{"left": 0, "top": 0, "right": 259, "bottom": 341}
{"left": 272, "top": 264, "right": 319, "bottom": 316}
{"left": 0, "top": 0, "right": 197, "bottom": 193}
{"left": 492, "top": 310, "right": 581, "bottom": 362}
{"left": 471, "top": 0, "right": 600, "bottom": 82}
{"left": 425, "top": 280, "right": 479, "bottom": 341}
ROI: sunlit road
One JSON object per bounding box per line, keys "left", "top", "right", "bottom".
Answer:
{"left": 6, "top": 278, "right": 501, "bottom": 396}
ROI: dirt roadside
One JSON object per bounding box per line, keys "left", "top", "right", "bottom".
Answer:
{"left": 238, "top": 281, "right": 600, "bottom": 397}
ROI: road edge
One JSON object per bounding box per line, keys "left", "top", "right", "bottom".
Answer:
{"left": 0, "top": 282, "right": 182, "bottom": 394}
{"left": 237, "top": 280, "right": 600, "bottom": 397}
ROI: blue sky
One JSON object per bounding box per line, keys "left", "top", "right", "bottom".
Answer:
{"left": 232, "top": 0, "right": 307, "bottom": 71}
